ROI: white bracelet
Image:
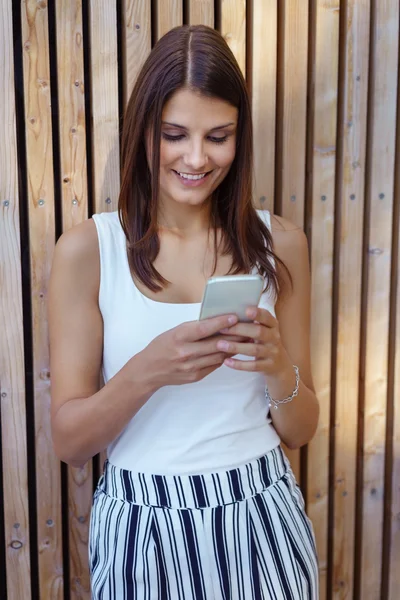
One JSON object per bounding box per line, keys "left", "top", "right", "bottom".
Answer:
{"left": 266, "top": 365, "right": 300, "bottom": 410}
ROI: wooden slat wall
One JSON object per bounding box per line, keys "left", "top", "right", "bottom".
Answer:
{"left": 122, "top": 0, "right": 152, "bottom": 105}
{"left": 188, "top": 0, "right": 214, "bottom": 27}
{"left": 360, "top": 2, "right": 399, "bottom": 597}
{"left": 0, "top": 2, "right": 31, "bottom": 599}
{"left": 251, "top": 0, "right": 277, "bottom": 214}
{"left": 1, "top": 1, "right": 400, "bottom": 599}
{"left": 20, "top": 2, "right": 62, "bottom": 600}
{"left": 220, "top": 0, "right": 246, "bottom": 76}
{"left": 276, "top": 0, "right": 310, "bottom": 483}
{"left": 156, "top": 0, "right": 183, "bottom": 39}
{"left": 333, "top": 1, "right": 370, "bottom": 596}
{"left": 389, "top": 50, "right": 400, "bottom": 598}
{"left": 307, "top": 2, "right": 340, "bottom": 597}
{"left": 55, "top": 1, "right": 91, "bottom": 596}
{"left": 390, "top": 178, "right": 400, "bottom": 599}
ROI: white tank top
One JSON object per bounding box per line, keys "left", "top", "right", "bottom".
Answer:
{"left": 92, "top": 210, "right": 280, "bottom": 475}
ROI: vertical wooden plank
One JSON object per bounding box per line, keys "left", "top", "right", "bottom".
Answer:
{"left": 220, "top": 0, "right": 246, "bottom": 76}
{"left": 122, "top": 0, "right": 151, "bottom": 106}
{"left": 21, "top": 1, "right": 63, "bottom": 598}
{"left": 277, "top": 0, "right": 309, "bottom": 481}
{"left": 55, "top": 1, "right": 92, "bottom": 597}
{"left": 251, "top": 0, "right": 277, "bottom": 213}
{"left": 188, "top": 0, "right": 214, "bottom": 27}
{"left": 360, "top": 3, "right": 399, "bottom": 598}
{"left": 279, "top": 0, "right": 309, "bottom": 226}
{"left": 156, "top": 0, "right": 183, "bottom": 40}
{"left": 89, "top": 0, "right": 120, "bottom": 213}
{"left": 307, "top": 2, "right": 340, "bottom": 597}
{"left": 389, "top": 191, "right": 400, "bottom": 598}
{"left": 57, "top": 0, "right": 88, "bottom": 231}
{"left": 0, "top": 2, "right": 32, "bottom": 598}
{"left": 333, "top": 1, "right": 371, "bottom": 597}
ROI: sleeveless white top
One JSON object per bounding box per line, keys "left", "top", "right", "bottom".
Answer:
{"left": 92, "top": 210, "right": 280, "bottom": 475}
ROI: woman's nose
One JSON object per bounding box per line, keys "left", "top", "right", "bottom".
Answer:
{"left": 183, "top": 141, "right": 208, "bottom": 170}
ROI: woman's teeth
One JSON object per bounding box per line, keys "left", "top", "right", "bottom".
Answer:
{"left": 176, "top": 171, "right": 207, "bottom": 180}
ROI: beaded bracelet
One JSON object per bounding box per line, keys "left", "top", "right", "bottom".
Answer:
{"left": 266, "top": 365, "right": 300, "bottom": 410}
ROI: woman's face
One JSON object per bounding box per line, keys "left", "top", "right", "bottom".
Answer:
{"left": 150, "top": 88, "right": 238, "bottom": 209}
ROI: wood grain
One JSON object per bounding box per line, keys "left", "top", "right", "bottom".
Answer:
{"left": 188, "top": 0, "right": 214, "bottom": 27}
{"left": 220, "top": 0, "right": 246, "bottom": 76}
{"left": 277, "top": 0, "right": 309, "bottom": 482}
{"left": 279, "top": 0, "right": 309, "bottom": 226}
{"left": 389, "top": 181, "right": 400, "bottom": 599}
{"left": 307, "top": 2, "right": 340, "bottom": 597}
{"left": 56, "top": 0, "right": 88, "bottom": 231}
{"left": 21, "top": 1, "right": 63, "bottom": 597}
{"left": 156, "top": 0, "right": 183, "bottom": 40}
{"left": 68, "top": 466, "right": 92, "bottom": 599}
{"left": 0, "top": 2, "right": 31, "bottom": 598}
{"left": 122, "top": 0, "right": 151, "bottom": 107}
{"left": 89, "top": 0, "right": 120, "bottom": 213}
{"left": 55, "top": 1, "right": 92, "bottom": 597}
{"left": 360, "top": 2, "right": 399, "bottom": 597}
{"left": 251, "top": 0, "right": 277, "bottom": 213}
{"left": 333, "top": 1, "right": 371, "bottom": 597}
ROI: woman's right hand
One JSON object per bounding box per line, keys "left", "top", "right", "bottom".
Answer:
{"left": 139, "top": 314, "right": 240, "bottom": 389}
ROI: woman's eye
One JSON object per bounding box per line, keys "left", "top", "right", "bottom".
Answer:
{"left": 162, "top": 133, "right": 229, "bottom": 144}
{"left": 162, "top": 133, "right": 185, "bottom": 142}
{"left": 209, "top": 136, "right": 228, "bottom": 144}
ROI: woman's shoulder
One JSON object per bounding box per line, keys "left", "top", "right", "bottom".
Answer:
{"left": 54, "top": 218, "right": 98, "bottom": 263}
{"left": 268, "top": 214, "right": 309, "bottom": 276}
{"left": 52, "top": 218, "right": 100, "bottom": 291}
{"left": 256, "top": 209, "right": 307, "bottom": 251}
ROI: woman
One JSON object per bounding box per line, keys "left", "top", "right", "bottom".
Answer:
{"left": 49, "top": 25, "right": 319, "bottom": 599}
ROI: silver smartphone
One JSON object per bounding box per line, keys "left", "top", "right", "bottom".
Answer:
{"left": 199, "top": 274, "right": 264, "bottom": 322}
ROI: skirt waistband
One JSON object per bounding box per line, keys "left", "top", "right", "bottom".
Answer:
{"left": 97, "top": 446, "right": 288, "bottom": 510}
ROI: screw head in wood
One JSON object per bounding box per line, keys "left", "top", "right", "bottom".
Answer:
{"left": 10, "top": 540, "right": 23, "bottom": 550}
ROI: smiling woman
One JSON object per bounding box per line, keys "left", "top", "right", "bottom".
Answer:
{"left": 48, "top": 24, "right": 319, "bottom": 599}
{"left": 157, "top": 90, "right": 237, "bottom": 201}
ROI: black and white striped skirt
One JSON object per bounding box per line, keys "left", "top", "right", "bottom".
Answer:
{"left": 89, "top": 446, "right": 318, "bottom": 599}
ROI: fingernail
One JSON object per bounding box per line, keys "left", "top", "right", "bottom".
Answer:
{"left": 228, "top": 315, "right": 237, "bottom": 324}
{"left": 246, "top": 308, "right": 257, "bottom": 318}
{"left": 224, "top": 358, "right": 234, "bottom": 367}
{"left": 217, "top": 341, "right": 229, "bottom": 351}
{"left": 220, "top": 328, "right": 230, "bottom": 333}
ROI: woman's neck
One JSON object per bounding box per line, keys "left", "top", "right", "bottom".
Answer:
{"left": 157, "top": 198, "right": 213, "bottom": 236}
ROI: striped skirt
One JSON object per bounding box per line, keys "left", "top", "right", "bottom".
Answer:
{"left": 89, "top": 446, "right": 318, "bottom": 599}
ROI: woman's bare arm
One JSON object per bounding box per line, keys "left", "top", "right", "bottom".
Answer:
{"left": 48, "top": 219, "right": 154, "bottom": 467}
{"left": 267, "top": 215, "right": 319, "bottom": 449}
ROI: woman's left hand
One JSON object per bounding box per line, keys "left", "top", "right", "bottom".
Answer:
{"left": 217, "top": 307, "right": 292, "bottom": 376}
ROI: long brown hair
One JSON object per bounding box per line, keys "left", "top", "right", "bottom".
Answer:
{"left": 119, "top": 25, "right": 285, "bottom": 295}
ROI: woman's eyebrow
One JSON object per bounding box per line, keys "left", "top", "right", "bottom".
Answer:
{"left": 162, "top": 121, "right": 236, "bottom": 131}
